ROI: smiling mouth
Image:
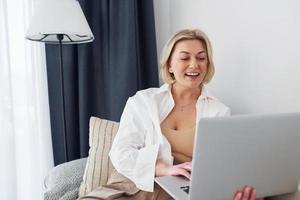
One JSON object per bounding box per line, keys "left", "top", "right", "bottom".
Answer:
{"left": 185, "top": 72, "right": 200, "bottom": 77}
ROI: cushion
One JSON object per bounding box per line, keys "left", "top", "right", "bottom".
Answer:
{"left": 44, "top": 157, "right": 87, "bottom": 200}
{"left": 78, "top": 117, "right": 119, "bottom": 198}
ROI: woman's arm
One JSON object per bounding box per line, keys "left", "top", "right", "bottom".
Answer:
{"left": 109, "top": 98, "right": 159, "bottom": 192}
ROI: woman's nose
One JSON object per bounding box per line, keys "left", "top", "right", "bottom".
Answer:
{"left": 189, "top": 58, "right": 198, "bottom": 68}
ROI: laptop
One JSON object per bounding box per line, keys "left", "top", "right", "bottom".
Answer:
{"left": 155, "top": 112, "right": 300, "bottom": 200}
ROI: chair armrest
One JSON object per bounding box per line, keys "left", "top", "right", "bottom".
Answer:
{"left": 44, "top": 158, "right": 87, "bottom": 200}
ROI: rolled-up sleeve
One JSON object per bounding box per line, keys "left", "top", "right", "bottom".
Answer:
{"left": 109, "top": 98, "right": 159, "bottom": 192}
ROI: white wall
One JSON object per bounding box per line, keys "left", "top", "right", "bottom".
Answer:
{"left": 154, "top": 0, "right": 300, "bottom": 115}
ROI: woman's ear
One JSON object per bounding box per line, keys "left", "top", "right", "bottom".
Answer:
{"left": 168, "top": 67, "right": 173, "bottom": 73}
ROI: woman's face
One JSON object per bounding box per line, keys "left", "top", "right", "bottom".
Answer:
{"left": 169, "top": 39, "right": 208, "bottom": 89}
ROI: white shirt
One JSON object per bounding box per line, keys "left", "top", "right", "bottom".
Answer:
{"left": 109, "top": 84, "right": 230, "bottom": 192}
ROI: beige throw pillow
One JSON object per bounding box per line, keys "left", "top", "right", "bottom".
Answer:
{"left": 78, "top": 116, "right": 119, "bottom": 198}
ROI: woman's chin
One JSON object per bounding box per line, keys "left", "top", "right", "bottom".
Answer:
{"left": 185, "top": 79, "right": 203, "bottom": 88}
{"left": 173, "top": 78, "right": 204, "bottom": 90}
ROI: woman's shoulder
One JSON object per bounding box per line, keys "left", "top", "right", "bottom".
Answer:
{"left": 200, "top": 96, "right": 230, "bottom": 116}
{"left": 210, "top": 98, "right": 230, "bottom": 110}
{"left": 201, "top": 87, "right": 230, "bottom": 113}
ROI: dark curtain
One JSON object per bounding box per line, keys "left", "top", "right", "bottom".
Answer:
{"left": 46, "top": 0, "right": 159, "bottom": 165}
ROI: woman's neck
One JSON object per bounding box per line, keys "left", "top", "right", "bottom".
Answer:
{"left": 171, "top": 83, "right": 202, "bottom": 102}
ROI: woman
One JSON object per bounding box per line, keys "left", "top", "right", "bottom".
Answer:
{"left": 108, "top": 28, "right": 263, "bottom": 200}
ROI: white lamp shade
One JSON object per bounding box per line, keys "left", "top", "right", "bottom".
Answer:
{"left": 26, "top": 0, "right": 94, "bottom": 44}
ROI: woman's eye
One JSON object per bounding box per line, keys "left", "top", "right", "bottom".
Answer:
{"left": 180, "top": 58, "right": 189, "bottom": 60}
{"left": 197, "top": 57, "right": 206, "bottom": 60}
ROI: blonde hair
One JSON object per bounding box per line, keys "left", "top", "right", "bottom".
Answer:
{"left": 160, "top": 28, "right": 215, "bottom": 84}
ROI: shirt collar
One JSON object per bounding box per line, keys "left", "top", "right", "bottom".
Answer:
{"left": 198, "top": 85, "right": 218, "bottom": 101}
{"left": 157, "top": 83, "right": 217, "bottom": 101}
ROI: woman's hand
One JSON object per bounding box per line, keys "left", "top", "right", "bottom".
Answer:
{"left": 233, "top": 186, "right": 264, "bottom": 200}
{"left": 155, "top": 160, "right": 192, "bottom": 180}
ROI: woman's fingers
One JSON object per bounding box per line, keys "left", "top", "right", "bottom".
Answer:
{"left": 233, "top": 186, "right": 262, "bottom": 200}
{"left": 170, "top": 166, "right": 191, "bottom": 180}
{"left": 241, "top": 186, "right": 251, "bottom": 200}
{"left": 177, "top": 168, "right": 191, "bottom": 180}
{"left": 155, "top": 161, "right": 192, "bottom": 178}
{"left": 249, "top": 188, "right": 256, "bottom": 200}
{"left": 233, "top": 191, "right": 242, "bottom": 200}
{"left": 175, "top": 162, "right": 192, "bottom": 172}
{"left": 182, "top": 163, "right": 192, "bottom": 171}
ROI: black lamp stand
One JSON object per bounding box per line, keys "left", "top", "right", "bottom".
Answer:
{"left": 57, "top": 34, "right": 69, "bottom": 162}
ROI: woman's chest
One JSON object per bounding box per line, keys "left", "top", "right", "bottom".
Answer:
{"left": 161, "top": 107, "right": 196, "bottom": 130}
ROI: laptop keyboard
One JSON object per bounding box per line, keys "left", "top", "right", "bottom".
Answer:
{"left": 180, "top": 186, "right": 190, "bottom": 194}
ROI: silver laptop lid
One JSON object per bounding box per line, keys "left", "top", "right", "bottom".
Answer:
{"left": 190, "top": 112, "right": 300, "bottom": 200}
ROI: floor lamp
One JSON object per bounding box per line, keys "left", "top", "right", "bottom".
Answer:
{"left": 25, "top": 0, "right": 94, "bottom": 162}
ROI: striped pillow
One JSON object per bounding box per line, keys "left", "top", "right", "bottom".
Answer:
{"left": 78, "top": 117, "right": 119, "bottom": 198}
